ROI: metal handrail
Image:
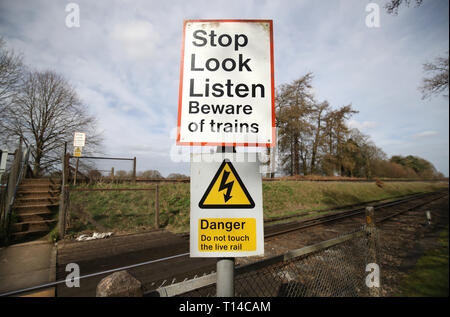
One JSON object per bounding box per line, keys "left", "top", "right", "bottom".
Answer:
{"left": 4, "top": 142, "right": 33, "bottom": 241}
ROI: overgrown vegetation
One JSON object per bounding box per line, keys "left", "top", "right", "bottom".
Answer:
{"left": 396, "top": 226, "right": 449, "bottom": 297}
{"left": 66, "top": 181, "right": 448, "bottom": 236}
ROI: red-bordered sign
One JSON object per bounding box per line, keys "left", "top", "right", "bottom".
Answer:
{"left": 176, "top": 19, "right": 275, "bottom": 147}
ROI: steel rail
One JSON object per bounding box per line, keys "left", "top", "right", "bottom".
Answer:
{"left": 263, "top": 190, "right": 447, "bottom": 238}
{"left": 263, "top": 191, "right": 432, "bottom": 224}
{"left": 376, "top": 193, "right": 448, "bottom": 223}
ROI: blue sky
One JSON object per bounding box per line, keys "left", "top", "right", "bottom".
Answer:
{"left": 0, "top": 0, "right": 448, "bottom": 176}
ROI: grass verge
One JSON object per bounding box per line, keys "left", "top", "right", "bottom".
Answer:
{"left": 66, "top": 181, "right": 448, "bottom": 236}
{"left": 396, "top": 226, "right": 449, "bottom": 297}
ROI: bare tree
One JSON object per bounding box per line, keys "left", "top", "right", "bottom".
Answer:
{"left": 384, "top": 0, "right": 423, "bottom": 15}
{"left": 0, "top": 70, "right": 102, "bottom": 176}
{"left": 419, "top": 53, "right": 449, "bottom": 99}
{"left": 0, "top": 38, "right": 24, "bottom": 124}
{"left": 276, "top": 73, "right": 315, "bottom": 175}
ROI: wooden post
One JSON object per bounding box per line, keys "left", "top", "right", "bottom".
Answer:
{"left": 132, "top": 157, "right": 136, "bottom": 184}
{"left": 365, "top": 206, "right": 380, "bottom": 297}
{"left": 58, "top": 150, "right": 69, "bottom": 239}
{"left": 73, "top": 157, "right": 79, "bottom": 185}
{"left": 154, "top": 184, "right": 160, "bottom": 229}
{"left": 64, "top": 153, "right": 70, "bottom": 184}
{"left": 111, "top": 167, "right": 115, "bottom": 182}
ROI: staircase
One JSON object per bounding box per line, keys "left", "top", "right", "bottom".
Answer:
{"left": 10, "top": 178, "right": 60, "bottom": 243}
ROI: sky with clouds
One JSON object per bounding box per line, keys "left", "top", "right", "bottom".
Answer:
{"left": 0, "top": 0, "right": 448, "bottom": 176}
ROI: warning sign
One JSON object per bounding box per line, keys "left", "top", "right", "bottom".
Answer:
{"left": 199, "top": 218, "right": 256, "bottom": 252}
{"left": 73, "top": 132, "right": 86, "bottom": 147}
{"left": 199, "top": 159, "right": 255, "bottom": 209}
{"left": 73, "top": 146, "right": 82, "bottom": 157}
{"left": 190, "top": 153, "right": 264, "bottom": 257}
{"left": 176, "top": 20, "right": 275, "bottom": 147}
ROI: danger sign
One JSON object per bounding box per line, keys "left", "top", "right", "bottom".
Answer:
{"left": 177, "top": 20, "right": 275, "bottom": 147}
{"left": 73, "top": 146, "right": 82, "bottom": 157}
{"left": 199, "top": 159, "right": 255, "bottom": 209}
{"left": 190, "top": 153, "right": 264, "bottom": 257}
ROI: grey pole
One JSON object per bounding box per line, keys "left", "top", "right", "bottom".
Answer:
{"left": 216, "top": 257, "right": 235, "bottom": 297}
{"left": 216, "top": 146, "right": 236, "bottom": 297}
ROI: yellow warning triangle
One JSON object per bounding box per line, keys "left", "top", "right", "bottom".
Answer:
{"left": 199, "top": 159, "right": 255, "bottom": 209}
{"left": 73, "top": 147, "right": 82, "bottom": 157}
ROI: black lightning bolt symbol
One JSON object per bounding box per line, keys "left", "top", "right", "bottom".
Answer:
{"left": 218, "top": 170, "right": 234, "bottom": 203}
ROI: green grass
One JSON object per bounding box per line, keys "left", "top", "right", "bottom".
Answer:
{"left": 262, "top": 181, "right": 448, "bottom": 219}
{"left": 396, "top": 226, "right": 449, "bottom": 297}
{"left": 66, "top": 182, "right": 191, "bottom": 236}
{"left": 66, "top": 181, "right": 448, "bottom": 236}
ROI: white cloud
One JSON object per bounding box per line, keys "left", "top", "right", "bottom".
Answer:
{"left": 110, "top": 20, "right": 160, "bottom": 60}
{"left": 0, "top": 0, "right": 448, "bottom": 176}
{"left": 348, "top": 119, "right": 379, "bottom": 131}
{"left": 413, "top": 130, "right": 439, "bottom": 139}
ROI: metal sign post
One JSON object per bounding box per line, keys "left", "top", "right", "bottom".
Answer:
{"left": 217, "top": 257, "right": 235, "bottom": 297}
{"left": 216, "top": 146, "right": 235, "bottom": 297}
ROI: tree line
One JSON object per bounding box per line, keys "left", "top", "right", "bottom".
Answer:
{"left": 274, "top": 72, "right": 445, "bottom": 179}
{"left": 1, "top": 35, "right": 447, "bottom": 179}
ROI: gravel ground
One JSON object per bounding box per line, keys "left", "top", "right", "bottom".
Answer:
{"left": 235, "top": 191, "right": 449, "bottom": 296}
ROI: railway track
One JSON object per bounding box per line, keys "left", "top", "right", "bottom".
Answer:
{"left": 1, "top": 189, "right": 447, "bottom": 297}
{"left": 264, "top": 190, "right": 448, "bottom": 238}
{"left": 73, "top": 177, "right": 448, "bottom": 184}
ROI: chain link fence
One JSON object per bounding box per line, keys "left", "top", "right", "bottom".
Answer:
{"left": 148, "top": 224, "right": 380, "bottom": 297}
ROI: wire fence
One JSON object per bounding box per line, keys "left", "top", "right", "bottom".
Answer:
{"left": 148, "top": 224, "right": 379, "bottom": 297}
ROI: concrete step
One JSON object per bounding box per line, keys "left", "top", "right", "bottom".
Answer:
{"left": 16, "top": 210, "right": 55, "bottom": 222}
{"left": 16, "top": 190, "right": 60, "bottom": 199}
{"left": 10, "top": 229, "right": 52, "bottom": 242}
{"left": 18, "top": 184, "right": 60, "bottom": 191}
{"left": 15, "top": 197, "right": 59, "bottom": 206}
{"left": 14, "top": 204, "right": 58, "bottom": 215}
{"left": 11, "top": 219, "right": 57, "bottom": 234}
{"left": 22, "top": 177, "right": 61, "bottom": 184}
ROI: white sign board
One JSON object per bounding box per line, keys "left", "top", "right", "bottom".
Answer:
{"left": 190, "top": 153, "right": 264, "bottom": 257}
{"left": 177, "top": 20, "right": 275, "bottom": 147}
{"left": 73, "top": 132, "right": 86, "bottom": 147}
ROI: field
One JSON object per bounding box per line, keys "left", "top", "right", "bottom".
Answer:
{"left": 65, "top": 181, "right": 448, "bottom": 237}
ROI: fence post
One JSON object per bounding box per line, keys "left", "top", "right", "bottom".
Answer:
{"left": 64, "top": 153, "right": 70, "bottom": 184}
{"left": 73, "top": 157, "right": 79, "bottom": 185}
{"left": 58, "top": 150, "right": 67, "bottom": 239}
{"left": 132, "top": 157, "right": 136, "bottom": 184}
{"left": 154, "top": 184, "right": 159, "bottom": 229}
{"left": 365, "top": 206, "right": 380, "bottom": 297}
